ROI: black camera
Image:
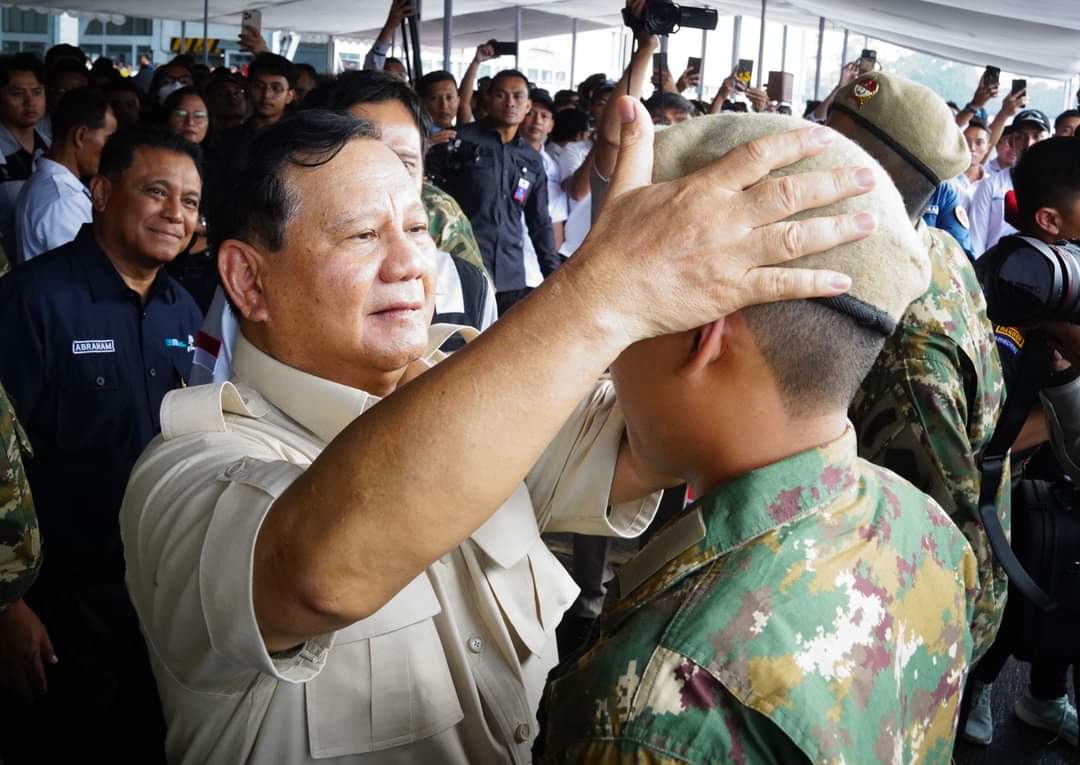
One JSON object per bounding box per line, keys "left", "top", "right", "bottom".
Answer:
{"left": 977, "top": 235, "right": 1080, "bottom": 326}
{"left": 622, "top": 0, "right": 718, "bottom": 36}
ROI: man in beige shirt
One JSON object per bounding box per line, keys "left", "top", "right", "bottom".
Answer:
{"left": 120, "top": 104, "right": 879, "bottom": 764}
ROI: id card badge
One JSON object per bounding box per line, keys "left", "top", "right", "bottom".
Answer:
{"left": 513, "top": 176, "right": 531, "bottom": 205}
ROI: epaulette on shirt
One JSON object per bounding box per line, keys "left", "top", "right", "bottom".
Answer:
{"left": 159, "top": 382, "right": 270, "bottom": 440}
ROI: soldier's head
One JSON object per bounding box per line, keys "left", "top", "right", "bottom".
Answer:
{"left": 303, "top": 69, "right": 428, "bottom": 193}
{"left": 610, "top": 114, "right": 927, "bottom": 488}
{"left": 827, "top": 72, "right": 968, "bottom": 223}
{"left": 213, "top": 110, "right": 437, "bottom": 396}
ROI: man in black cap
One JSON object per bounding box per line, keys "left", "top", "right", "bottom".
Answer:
{"left": 969, "top": 108, "right": 1050, "bottom": 256}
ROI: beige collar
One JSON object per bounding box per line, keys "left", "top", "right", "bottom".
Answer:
{"left": 231, "top": 324, "right": 474, "bottom": 444}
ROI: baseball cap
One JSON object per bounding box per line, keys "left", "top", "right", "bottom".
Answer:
{"left": 1013, "top": 109, "right": 1051, "bottom": 134}
{"left": 529, "top": 88, "right": 555, "bottom": 113}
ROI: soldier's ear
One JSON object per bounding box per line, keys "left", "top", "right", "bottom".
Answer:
{"left": 681, "top": 317, "right": 727, "bottom": 377}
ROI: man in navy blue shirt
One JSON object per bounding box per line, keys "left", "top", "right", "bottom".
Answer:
{"left": 428, "top": 69, "right": 558, "bottom": 313}
{"left": 0, "top": 127, "right": 202, "bottom": 764}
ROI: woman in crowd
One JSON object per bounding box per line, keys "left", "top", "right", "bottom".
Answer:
{"left": 162, "top": 86, "right": 210, "bottom": 145}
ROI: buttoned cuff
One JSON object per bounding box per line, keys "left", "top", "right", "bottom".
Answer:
{"left": 540, "top": 388, "right": 661, "bottom": 538}
{"left": 200, "top": 457, "right": 334, "bottom": 683}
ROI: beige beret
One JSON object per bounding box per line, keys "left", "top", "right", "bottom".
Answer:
{"left": 652, "top": 112, "right": 928, "bottom": 335}
{"left": 830, "top": 71, "right": 970, "bottom": 184}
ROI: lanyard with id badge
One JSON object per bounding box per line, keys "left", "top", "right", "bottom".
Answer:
{"left": 513, "top": 167, "right": 531, "bottom": 205}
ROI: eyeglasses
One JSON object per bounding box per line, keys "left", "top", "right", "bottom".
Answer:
{"left": 172, "top": 109, "right": 208, "bottom": 123}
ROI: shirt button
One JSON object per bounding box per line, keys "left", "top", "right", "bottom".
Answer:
{"left": 149, "top": 367, "right": 157, "bottom": 377}
{"left": 513, "top": 723, "right": 530, "bottom": 743}
{"left": 95, "top": 376, "right": 106, "bottom": 386}
{"left": 467, "top": 636, "right": 483, "bottom": 654}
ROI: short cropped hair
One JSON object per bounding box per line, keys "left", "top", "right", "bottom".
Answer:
{"left": 966, "top": 118, "right": 990, "bottom": 135}
{"left": 743, "top": 300, "right": 886, "bottom": 417}
{"left": 302, "top": 69, "right": 428, "bottom": 151}
{"left": 294, "top": 62, "right": 318, "bottom": 81}
{"left": 99, "top": 126, "right": 203, "bottom": 184}
{"left": 46, "top": 58, "right": 90, "bottom": 90}
{"left": 0, "top": 53, "right": 44, "bottom": 89}
{"left": 51, "top": 87, "right": 110, "bottom": 142}
{"left": 210, "top": 110, "right": 378, "bottom": 254}
{"left": 1055, "top": 109, "right": 1080, "bottom": 130}
{"left": 551, "top": 108, "right": 589, "bottom": 143}
{"left": 1013, "top": 136, "right": 1080, "bottom": 234}
{"left": 645, "top": 92, "right": 692, "bottom": 116}
{"left": 248, "top": 52, "right": 296, "bottom": 88}
{"left": 491, "top": 69, "right": 529, "bottom": 90}
{"left": 417, "top": 70, "right": 456, "bottom": 99}
{"left": 45, "top": 44, "right": 86, "bottom": 70}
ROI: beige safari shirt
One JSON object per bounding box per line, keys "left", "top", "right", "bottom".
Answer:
{"left": 121, "top": 325, "right": 659, "bottom": 765}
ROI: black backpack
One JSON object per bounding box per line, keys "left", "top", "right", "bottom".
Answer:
{"left": 978, "top": 342, "right": 1080, "bottom": 661}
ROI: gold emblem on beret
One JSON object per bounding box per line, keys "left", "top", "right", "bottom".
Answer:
{"left": 851, "top": 77, "right": 879, "bottom": 108}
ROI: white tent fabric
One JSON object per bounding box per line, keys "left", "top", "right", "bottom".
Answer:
{"left": 14, "top": 0, "right": 1080, "bottom": 78}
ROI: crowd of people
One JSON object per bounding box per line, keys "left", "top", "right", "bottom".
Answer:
{"left": 1, "top": 0, "right": 1079, "bottom": 762}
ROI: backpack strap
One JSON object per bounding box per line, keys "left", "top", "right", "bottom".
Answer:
{"left": 978, "top": 339, "right": 1060, "bottom": 613}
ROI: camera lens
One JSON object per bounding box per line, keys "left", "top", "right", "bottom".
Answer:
{"left": 644, "top": 2, "right": 680, "bottom": 35}
{"left": 979, "top": 237, "right": 1080, "bottom": 326}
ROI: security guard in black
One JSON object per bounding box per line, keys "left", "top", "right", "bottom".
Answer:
{"left": 0, "top": 224, "right": 201, "bottom": 571}
{"left": 428, "top": 119, "right": 559, "bottom": 294}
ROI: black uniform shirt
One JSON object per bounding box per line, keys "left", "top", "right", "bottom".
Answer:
{"left": 0, "top": 225, "right": 203, "bottom": 573}
{"left": 428, "top": 120, "right": 558, "bottom": 292}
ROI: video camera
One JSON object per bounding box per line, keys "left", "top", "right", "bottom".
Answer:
{"left": 977, "top": 235, "right": 1080, "bottom": 326}
{"left": 622, "top": 0, "right": 718, "bottom": 36}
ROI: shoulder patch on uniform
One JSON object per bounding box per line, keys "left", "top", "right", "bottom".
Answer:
{"left": 993, "top": 324, "right": 1024, "bottom": 359}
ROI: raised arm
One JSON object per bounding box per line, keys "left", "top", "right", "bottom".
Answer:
{"left": 456, "top": 43, "right": 494, "bottom": 125}
{"left": 253, "top": 107, "right": 879, "bottom": 652}
{"left": 811, "top": 61, "right": 858, "bottom": 123}
{"left": 363, "top": 0, "right": 412, "bottom": 71}
{"left": 594, "top": 0, "right": 658, "bottom": 180}
{"left": 986, "top": 89, "right": 1025, "bottom": 156}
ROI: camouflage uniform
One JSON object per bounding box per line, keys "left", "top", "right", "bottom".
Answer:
{"left": 851, "top": 225, "right": 1007, "bottom": 662}
{"left": 423, "top": 180, "right": 487, "bottom": 275}
{"left": 0, "top": 382, "right": 40, "bottom": 610}
{"left": 537, "top": 428, "right": 979, "bottom": 764}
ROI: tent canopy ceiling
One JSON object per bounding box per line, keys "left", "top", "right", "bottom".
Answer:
{"left": 17, "top": 0, "right": 1080, "bottom": 79}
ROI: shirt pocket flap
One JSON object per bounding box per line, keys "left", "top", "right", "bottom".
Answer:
{"left": 332, "top": 573, "right": 441, "bottom": 643}
{"left": 304, "top": 574, "right": 463, "bottom": 757}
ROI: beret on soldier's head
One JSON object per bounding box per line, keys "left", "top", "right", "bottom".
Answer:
{"left": 829, "top": 71, "right": 970, "bottom": 184}
{"left": 652, "top": 113, "right": 928, "bottom": 335}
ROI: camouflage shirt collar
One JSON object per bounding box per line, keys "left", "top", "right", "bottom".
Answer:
{"left": 606, "top": 426, "right": 860, "bottom": 627}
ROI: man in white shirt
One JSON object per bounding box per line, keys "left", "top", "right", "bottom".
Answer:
{"left": 951, "top": 118, "right": 991, "bottom": 210}
{"left": 120, "top": 102, "right": 876, "bottom": 764}
{"left": 13, "top": 87, "right": 115, "bottom": 264}
{"left": 969, "top": 110, "right": 1049, "bottom": 257}
{"left": 521, "top": 89, "right": 569, "bottom": 252}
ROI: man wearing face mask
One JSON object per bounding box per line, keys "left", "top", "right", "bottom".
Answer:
{"left": 149, "top": 59, "right": 195, "bottom": 109}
